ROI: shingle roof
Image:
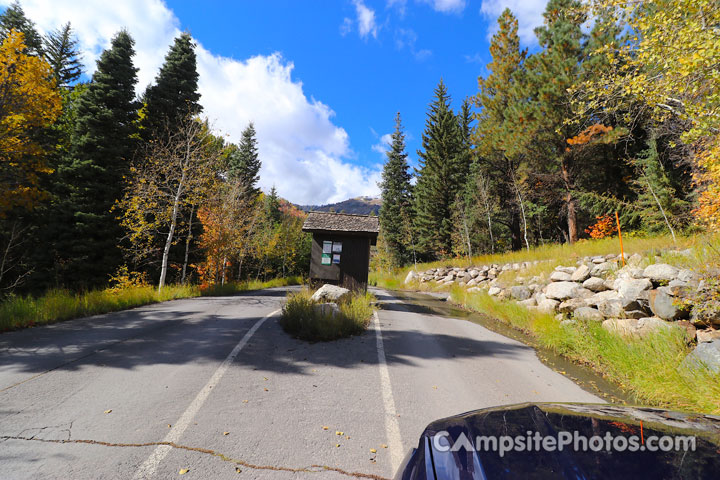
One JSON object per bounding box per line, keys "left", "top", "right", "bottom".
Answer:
{"left": 302, "top": 212, "right": 379, "bottom": 234}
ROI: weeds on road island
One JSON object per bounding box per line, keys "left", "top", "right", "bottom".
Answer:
{"left": 449, "top": 286, "right": 720, "bottom": 415}
{"left": 280, "top": 288, "right": 375, "bottom": 341}
{"left": 0, "top": 277, "right": 302, "bottom": 332}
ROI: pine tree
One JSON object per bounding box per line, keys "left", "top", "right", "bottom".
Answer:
{"left": 0, "top": 2, "right": 43, "bottom": 55}
{"left": 43, "top": 22, "right": 82, "bottom": 87}
{"left": 511, "top": 0, "right": 586, "bottom": 243}
{"left": 379, "top": 112, "right": 414, "bottom": 267}
{"left": 228, "top": 122, "right": 261, "bottom": 195}
{"left": 265, "top": 186, "right": 282, "bottom": 225}
{"left": 55, "top": 30, "right": 139, "bottom": 288}
{"left": 142, "top": 32, "right": 201, "bottom": 138}
{"left": 413, "top": 79, "right": 465, "bottom": 258}
{"left": 472, "top": 8, "right": 527, "bottom": 250}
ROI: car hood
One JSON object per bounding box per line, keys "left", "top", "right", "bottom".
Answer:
{"left": 395, "top": 403, "right": 720, "bottom": 480}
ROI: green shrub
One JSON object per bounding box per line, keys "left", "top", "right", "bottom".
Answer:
{"left": 279, "top": 288, "right": 375, "bottom": 341}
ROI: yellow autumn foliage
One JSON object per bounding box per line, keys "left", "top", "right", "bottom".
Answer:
{"left": 0, "top": 30, "right": 61, "bottom": 216}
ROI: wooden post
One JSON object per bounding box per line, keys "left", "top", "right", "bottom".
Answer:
{"left": 616, "top": 211, "right": 625, "bottom": 266}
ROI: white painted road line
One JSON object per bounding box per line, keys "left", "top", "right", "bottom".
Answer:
{"left": 133, "top": 309, "right": 281, "bottom": 479}
{"left": 373, "top": 310, "right": 404, "bottom": 474}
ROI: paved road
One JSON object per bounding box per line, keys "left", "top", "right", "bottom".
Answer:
{"left": 0, "top": 288, "right": 600, "bottom": 479}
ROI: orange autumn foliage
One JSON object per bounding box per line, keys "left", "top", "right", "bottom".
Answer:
{"left": 585, "top": 214, "right": 617, "bottom": 239}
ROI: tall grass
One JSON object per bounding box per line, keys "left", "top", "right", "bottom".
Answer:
{"left": 0, "top": 285, "right": 197, "bottom": 332}
{"left": 449, "top": 285, "right": 720, "bottom": 414}
{"left": 280, "top": 287, "right": 375, "bottom": 341}
{"left": 0, "top": 276, "right": 303, "bottom": 332}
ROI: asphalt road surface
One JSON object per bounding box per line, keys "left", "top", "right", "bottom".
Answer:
{"left": 0, "top": 288, "right": 601, "bottom": 479}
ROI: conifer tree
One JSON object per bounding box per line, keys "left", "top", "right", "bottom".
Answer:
{"left": 472, "top": 8, "right": 527, "bottom": 250}
{"left": 265, "top": 186, "right": 282, "bottom": 225}
{"left": 379, "top": 112, "right": 414, "bottom": 267}
{"left": 142, "top": 32, "right": 201, "bottom": 138}
{"left": 413, "top": 80, "right": 465, "bottom": 258}
{"left": 56, "top": 30, "right": 138, "bottom": 288}
{"left": 228, "top": 122, "right": 261, "bottom": 195}
{"left": 43, "top": 22, "right": 82, "bottom": 87}
{"left": 510, "top": 0, "right": 586, "bottom": 243}
{"left": 0, "top": 2, "right": 42, "bottom": 55}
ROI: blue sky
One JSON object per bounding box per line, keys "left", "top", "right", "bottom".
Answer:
{"left": 3, "top": 0, "right": 549, "bottom": 204}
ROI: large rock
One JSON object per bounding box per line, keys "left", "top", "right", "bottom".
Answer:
{"left": 582, "top": 276, "right": 608, "bottom": 292}
{"left": 488, "top": 286, "right": 502, "bottom": 296}
{"left": 598, "top": 298, "right": 624, "bottom": 318}
{"left": 571, "top": 264, "right": 591, "bottom": 282}
{"left": 510, "top": 285, "right": 532, "bottom": 301}
{"left": 615, "top": 278, "right": 653, "bottom": 311}
{"left": 558, "top": 298, "right": 587, "bottom": 314}
{"left": 587, "top": 290, "right": 619, "bottom": 306}
{"left": 697, "top": 329, "right": 720, "bottom": 343}
{"left": 573, "top": 307, "right": 603, "bottom": 322}
{"left": 643, "top": 263, "right": 679, "bottom": 283}
{"left": 545, "top": 282, "right": 581, "bottom": 301}
{"left": 554, "top": 266, "right": 577, "bottom": 274}
{"left": 311, "top": 284, "right": 351, "bottom": 303}
{"left": 681, "top": 340, "right": 720, "bottom": 374}
{"left": 537, "top": 298, "right": 560, "bottom": 314}
{"left": 648, "top": 288, "right": 686, "bottom": 321}
{"left": 591, "top": 262, "right": 614, "bottom": 277}
{"left": 518, "top": 298, "right": 537, "bottom": 308}
{"left": 627, "top": 253, "right": 644, "bottom": 266}
{"left": 549, "top": 271, "right": 573, "bottom": 282}
{"left": 404, "top": 270, "right": 419, "bottom": 284}
{"left": 677, "top": 269, "right": 698, "bottom": 284}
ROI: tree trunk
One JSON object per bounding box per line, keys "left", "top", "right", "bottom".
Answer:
{"left": 159, "top": 170, "right": 186, "bottom": 291}
{"left": 510, "top": 212, "right": 522, "bottom": 251}
{"left": 181, "top": 204, "right": 195, "bottom": 285}
{"left": 560, "top": 157, "right": 578, "bottom": 243}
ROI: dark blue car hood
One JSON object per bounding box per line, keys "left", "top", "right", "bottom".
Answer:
{"left": 395, "top": 403, "right": 720, "bottom": 480}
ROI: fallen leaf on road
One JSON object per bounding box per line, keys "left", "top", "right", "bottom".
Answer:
{"left": 432, "top": 386, "right": 437, "bottom": 390}
{"left": 370, "top": 448, "right": 377, "bottom": 453}
{"left": 179, "top": 468, "right": 189, "bottom": 475}
{"left": 322, "top": 426, "right": 329, "bottom": 430}
{"left": 168, "top": 424, "right": 172, "bottom": 428}
{"left": 235, "top": 467, "right": 242, "bottom": 473}
{"left": 242, "top": 400, "right": 249, "bottom": 403}
{"left": 381, "top": 444, "right": 388, "bottom": 448}
{"left": 223, "top": 432, "right": 229, "bottom": 436}
{"left": 104, "top": 409, "right": 112, "bottom": 414}
{"left": 263, "top": 377, "right": 268, "bottom": 381}
{"left": 345, "top": 435, "right": 351, "bottom": 439}
{"left": 263, "top": 388, "right": 269, "bottom": 392}
{"left": 336, "top": 443, "right": 341, "bottom": 447}
{"left": 335, "top": 431, "right": 344, "bottom": 436}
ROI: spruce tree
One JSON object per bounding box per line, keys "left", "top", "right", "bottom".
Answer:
{"left": 142, "top": 32, "right": 201, "bottom": 138}
{"left": 379, "top": 112, "right": 414, "bottom": 267}
{"left": 0, "top": 1, "right": 43, "bottom": 55}
{"left": 43, "top": 23, "right": 82, "bottom": 87}
{"left": 56, "top": 30, "right": 139, "bottom": 288}
{"left": 413, "top": 79, "right": 465, "bottom": 258}
{"left": 228, "top": 122, "right": 261, "bottom": 195}
{"left": 472, "top": 8, "right": 527, "bottom": 250}
{"left": 265, "top": 186, "right": 282, "bottom": 225}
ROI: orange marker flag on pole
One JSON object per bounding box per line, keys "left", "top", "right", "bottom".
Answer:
{"left": 616, "top": 211, "right": 625, "bottom": 266}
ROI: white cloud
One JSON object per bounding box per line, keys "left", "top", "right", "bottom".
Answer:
{"left": 371, "top": 133, "right": 393, "bottom": 154}
{"left": 340, "top": 17, "right": 353, "bottom": 36}
{"left": 394, "top": 28, "right": 432, "bottom": 61}
{"left": 353, "top": 0, "right": 378, "bottom": 39}
{"left": 421, "top": 0, "right": 466, "bottom": 14}
{"left": 480, "top": 0, "right": 548, "bottom": 45}
{"left": 2, "top": 0, "right": 381, "bottom": 204}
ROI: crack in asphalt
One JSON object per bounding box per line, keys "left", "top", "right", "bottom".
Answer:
{"left": 0, "top": 435, "right": 391, "bottom": 480}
